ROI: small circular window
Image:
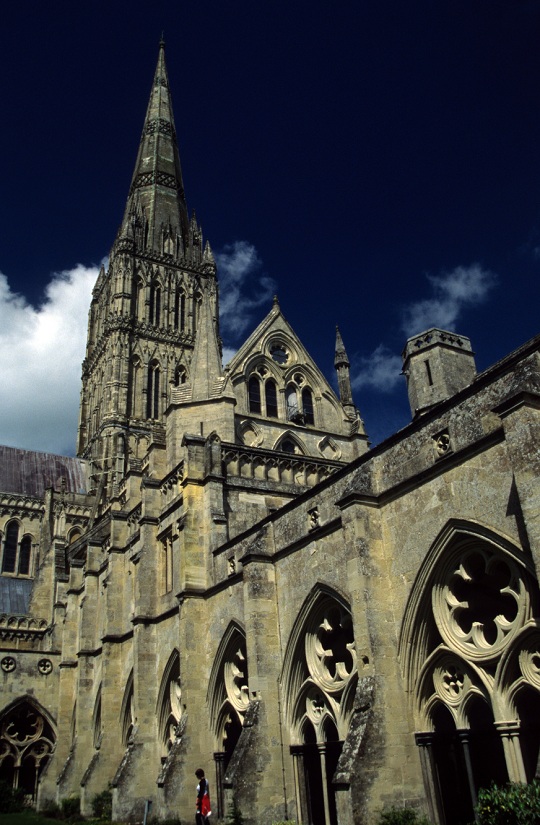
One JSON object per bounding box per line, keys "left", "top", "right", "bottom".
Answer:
{"left": 270, "top": 344, "right": 288, "bottom": 365}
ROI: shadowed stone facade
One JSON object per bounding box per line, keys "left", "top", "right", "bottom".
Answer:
{"left": 1, "top": 42, "right": 540, "bottom": 825}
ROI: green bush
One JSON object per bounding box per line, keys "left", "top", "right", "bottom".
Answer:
{"left": 476, "top": 780, "right": 540, "bottom": 825}
{"left": 271, "top": 821, "right": 297, "bottom": 825}
{"left": 91, "top": 789, "right": 113, "bottom": 821}
{"left": 0, "top": 779, "right": 26, "bottom": 813}
{"left": 60, "top": 797, "right": 81, "bottom": 821}
{"left": 376, "top": 807, "right": 431, "bottom": 825}
{"left": 40, "top": 799, "right": 63, "bottom": 819}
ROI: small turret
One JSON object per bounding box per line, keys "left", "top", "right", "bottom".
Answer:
{"left": 402, "top": 328, "right": 477, "bottom": 417}
{"left": 334, "top": 326, "right": 356, "bottom": 418}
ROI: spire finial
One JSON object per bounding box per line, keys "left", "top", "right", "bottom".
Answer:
{"left": 160, "top": 32, "right": 165, "bottom": 48}
{"left": 273, "top": 294, "right": 280, "bottom": 309}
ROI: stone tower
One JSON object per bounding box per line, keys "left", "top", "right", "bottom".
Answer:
{"left": 77, "top": 41, "right": 217, "bottom": 491}
{"left": 402, "top": 327, "right": 477, "bottom": 417}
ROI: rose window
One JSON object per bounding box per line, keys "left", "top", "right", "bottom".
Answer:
{"left": 434, "top": 547, "right": 527, "bottom": 661}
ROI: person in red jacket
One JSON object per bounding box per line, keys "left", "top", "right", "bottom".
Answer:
{"left": 195, "top": 768, "right": 211, "bottom": 824}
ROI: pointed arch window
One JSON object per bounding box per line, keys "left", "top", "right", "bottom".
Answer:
{"left": 0, "top": 700, "right": 56, "bottom": 800}
{"left": 149, "top": 281, "right": 161, "bottom": 326}
{"left": 174, "top": 365, "right": 187, "bottom": 386}
{"left": 302, "top": 387, "right": 315, "bottom": 425}
{"left": 174, "top": 289, "right": 186, "bottom": 332}
{"left": 248, "top": 376, "right": 262, "bottom": 414}
{"left": 129, "top": 356, "right": 142, "bottom": 418}
{"left": 286, "top": 384, "right": 300, "bottom": 421}
{"left": 193, "top": 292, "right": 202, "bottom": 333}
{"left": 147, "top": 361, "right": 160, "bottom": 419}
{"left": 18, "top": 536, "right": 32, "bottom": 576}
{"left": 265, "top": 380, "right": 278, "bottom": 418}
{"left": 2, "top": 521, "right": 19, "bottom": 573}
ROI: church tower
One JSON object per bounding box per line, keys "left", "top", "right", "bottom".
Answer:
{"left": 77, "top": 41, "right": 218, "bottom": 487}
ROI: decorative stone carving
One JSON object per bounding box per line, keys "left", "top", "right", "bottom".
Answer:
{"left": 434, "top": 547, "right": 526, "bottom": 662}
{"left": 38, "top": 658, "right": 53, "bottom": 675}
{"left": 224, "top": 646, "right": 250, "bottom": 714}
{"left": 433, "top": 659, "right": 468, "bottom": 706}
{"left": 1, "top": 656, "right": 16, "bottom": 673}
{"left": 306, "top": 600, "right": 357, "bottom": 695}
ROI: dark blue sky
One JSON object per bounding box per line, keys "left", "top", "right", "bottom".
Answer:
{"left": 1, "top": 0, "right": 540, "bottom": 448}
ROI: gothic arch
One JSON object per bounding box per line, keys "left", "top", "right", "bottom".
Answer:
{"left": 92, "top": 686, "right": 102, "bottom": 750}
{"left": 207, "top": 621, "right": 249, "bottom": 754}
{"left": 274, "top": 431, "right": 306, "bottom": 455}
{"left": 157, "top": 651, "right": 182, "bottom": 755}
{"left": 281, "top": 583, "right": 357, "bottom": 739}
{"left": 398, "top": 519, "right": 536, "bottom": 695}
{"left": 0, "top": 696, "right": 56, "bottom": 799}
{"left": 281, "top": 584, "right": 357, "bottom": 825}
{"left": 120, "top": 671, "right": 135, "bottom": 747}
{"left": 399, "top": 520, "right": 540, "bottom": 824}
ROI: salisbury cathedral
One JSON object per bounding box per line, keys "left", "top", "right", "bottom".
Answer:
{"left": 1, "top": 42, "right": 540, "bottom": 825}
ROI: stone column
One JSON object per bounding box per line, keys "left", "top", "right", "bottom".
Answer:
{"left": 415, "top": 733, "right": 443, "bottom": 825}
{"left": 290, "top": 746, "right": 307, "bottom": 825}
{"left": 495, "top": 721, "right": 527, "bottom": 783}
{"left": 457, "top": 730, "right": 477, "bottom": 811}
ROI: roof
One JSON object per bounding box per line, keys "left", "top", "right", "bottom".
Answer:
{"left": 0, "top": 445, "right": 87, "bottom": 498}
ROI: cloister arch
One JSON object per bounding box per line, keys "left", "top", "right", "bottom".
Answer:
{"left": 0, "top": 697, "right": 56, "bottom": 801}
{"left": 281, "top": 585, "right": 357, "bottom": 825}
{"left": 399, "top": 520, "right": 540, "bottom": 825}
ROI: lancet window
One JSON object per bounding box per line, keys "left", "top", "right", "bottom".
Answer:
{"left": 146, "top": 361, "right": 160, "bottom": 419}
{"left": 1, "top": 522, "right": 33, "bottom": 577}
{"left": 174, "top": 289, "right": 186, "bottom": 331}
{"left": 149, "top": 280, "right": 161, "bottom": 326}
{"left": 265, "top": 379, "right": 278, "bottom": 418}
{"left": 248, "top": 376, "right": 262, "bottom": 414}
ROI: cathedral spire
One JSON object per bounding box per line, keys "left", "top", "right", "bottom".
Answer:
{"left": 118, "top": 40, "right": 190, "bottom": 254}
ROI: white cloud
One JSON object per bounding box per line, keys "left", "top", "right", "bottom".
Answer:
{"left": 351, "top": 263, "right": 496, "bottom": 397}
{"left": 351, "top": 345, "right": 403, "bottom": 393}
{"left": 0, "top": 265, "right": 98, "bottom": 456}
{"left": 401, "top": 264, "right": 496, "bottom": 336}
{"left": 216, "top": 241, "right": 276, "bottom": 340}
{"left": 221, "top": 346, "right": 237, "bottom": 366}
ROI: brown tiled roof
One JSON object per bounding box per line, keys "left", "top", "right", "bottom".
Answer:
{"left": 0, "top": 445, "right": 87, "bottom": 498}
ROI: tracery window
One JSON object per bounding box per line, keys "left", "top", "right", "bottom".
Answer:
{"left": 0, "top": 701, "right": 56, "bottom": 800}
{"left": 158, "top": 652, "right": 182, "bottom": 755}
{"left": 400, "top": 526, "right": 540, "bottom": 825}
{"left": 208, "top": 624, "right": 249, "bottom": 819}
{"left": 146, "top": 361, "right": 160, "bottom": 419}
{"left": 283, "top": 591, "right": 358, "bottom": 825}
